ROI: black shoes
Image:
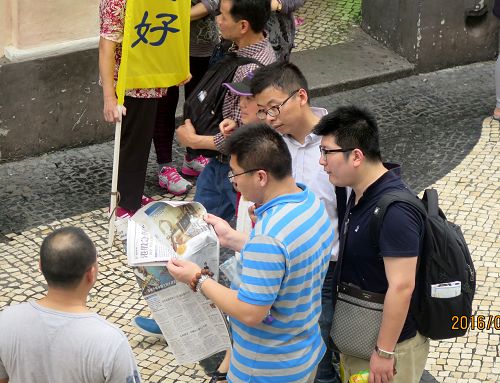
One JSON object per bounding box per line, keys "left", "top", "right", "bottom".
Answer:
{"left": 209, "top": 370, "right": 227, "bottom": 383}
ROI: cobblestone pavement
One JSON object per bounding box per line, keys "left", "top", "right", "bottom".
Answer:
{"left": 1, "top": 61, "right": 499, "bottom": 382}
{"left": 294, "top": 0, "right": 361, "bottom": 51}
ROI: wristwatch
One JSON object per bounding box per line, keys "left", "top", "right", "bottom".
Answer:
{"left": 196, "top": 274, "right": 212, "bottom": 297}
{"left": 276, "top": 0, "right": 283, "bottom": 12}
{"left": 375, "top": 345, "right": 395, "bottom": 359}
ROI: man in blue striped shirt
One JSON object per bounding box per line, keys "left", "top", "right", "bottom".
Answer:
{"left": 168, "top": 123, "right": 334, "bottom": 382}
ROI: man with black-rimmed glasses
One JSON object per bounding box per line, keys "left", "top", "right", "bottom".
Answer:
{"left": 250, "top": 61, "right": 345, "bottom": 383}
{"left": 314, "top": 106, "right": 429, "bottom": 383}
{"left": 175, "top": 0, "right": 276, "bottom": 223}
{"left": 168, "top": 124, "right": 334, "bottom": 383}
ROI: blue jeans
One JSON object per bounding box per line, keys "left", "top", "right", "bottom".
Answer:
{"left": 315, "top": 261, "right": 341, "bottom": 383}
{"left": 194, "top": 158, "right": 237, "bottom": 222}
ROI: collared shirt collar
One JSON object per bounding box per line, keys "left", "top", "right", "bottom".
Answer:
{"left": 236, "top": 37, "right": 271, "bottom": 58}
{"left": 353, "top": 163, "right": 402, "bottom": 206}
{"left": 282, "top": 107, "right": 328, "bottom": 147}
{"left": 255, "top": 183, "right": 308, "bottom": 217}
{"left": 285, "top": 132, "right": 320, "bottom": 147}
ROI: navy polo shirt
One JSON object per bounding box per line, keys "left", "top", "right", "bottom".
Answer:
{"left": 340, "top": 163, "right": 424, "bottom": 342}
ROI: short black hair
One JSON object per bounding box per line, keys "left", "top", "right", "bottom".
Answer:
{"left": 226, "top": 123, "right": 292, "bottom": 180}
{"left": 250, "top": 62, "right": 309, "bottom": 99}
{"left": 40, "top": 227, "right": 97, "bottom": 289}
{"left": 230, "top": 0, "right": 271, "bottom": 33}
{"left": 313, "top": 106, "right": 383, "bottom": 162}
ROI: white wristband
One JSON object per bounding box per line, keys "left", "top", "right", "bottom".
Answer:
{"left": 375, "top": 345, "right": 395, "bottom": 359}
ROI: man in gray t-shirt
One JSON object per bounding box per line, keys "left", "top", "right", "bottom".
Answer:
{"left": 0, "top": 227, "right": 141, "bottom": 383}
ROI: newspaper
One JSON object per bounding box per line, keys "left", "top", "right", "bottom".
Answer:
{"left": 126, "top": 200, "right": 231, "bottom": 364}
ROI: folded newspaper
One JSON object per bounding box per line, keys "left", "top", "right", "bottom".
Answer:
{"left": 126, "top": 200, "right": 231, "bottom": 365}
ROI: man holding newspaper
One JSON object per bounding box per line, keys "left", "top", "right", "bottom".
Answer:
{"left": 168, "top": 123, "right": 334, "bottom": 383}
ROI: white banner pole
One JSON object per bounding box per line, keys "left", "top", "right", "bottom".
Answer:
{"left": 108, "top": 105, "right": 124, "bottom": 248}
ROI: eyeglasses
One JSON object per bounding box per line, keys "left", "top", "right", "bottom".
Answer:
{"left": 227, "top": 168, "right": 263, "bottom": 180}
{"left": 319, "top": 146, "right": 356, "bottom": 160}
{"left": 256, "top": 89, "right": 300, "bottom": 120}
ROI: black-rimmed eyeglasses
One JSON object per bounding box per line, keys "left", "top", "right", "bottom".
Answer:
{"left": 227, "top": 169, "right": 263, "bottom": 180}
{"left": 256, "top": 89, "right": 300, "bottom": 120}
{"left": 319, "top": 146, "right": 356, "bottom": 160}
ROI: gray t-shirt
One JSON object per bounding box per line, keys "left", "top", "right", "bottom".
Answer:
{"left": 0, "top": 301, "right": 141, "bottom": 383}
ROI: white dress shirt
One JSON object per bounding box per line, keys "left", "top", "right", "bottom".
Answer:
{"left": 282, "top": 107, "right": 347, "bottom": 261}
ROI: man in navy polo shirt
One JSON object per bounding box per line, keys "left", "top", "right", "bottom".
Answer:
{"left": 313, "top": 106, "right": 430, "bottom": 383}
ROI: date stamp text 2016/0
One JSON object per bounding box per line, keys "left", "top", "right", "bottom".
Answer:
{"left": 452, "top": 315, "right": 500, "bottom": 331}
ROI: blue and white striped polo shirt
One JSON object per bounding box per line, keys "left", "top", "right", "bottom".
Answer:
{"left": 228, "top": 184, "right": 335, "bottom": 383}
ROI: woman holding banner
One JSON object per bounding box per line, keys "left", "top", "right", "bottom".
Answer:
{"left": 99, "top": 0, "right": 194, "bottom": 222}
{"left": 152, "top": 0, "right": 220, "bottom": 195}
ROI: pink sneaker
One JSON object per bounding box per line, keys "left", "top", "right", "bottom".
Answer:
{"left": 141, "top": 195, "right": 155, "bottom": 206}
{"left": 181, "top": 154, "right": 209, "bottom": 177}
{"left": 158, "top": 166, "right": 192, "bottom": 195}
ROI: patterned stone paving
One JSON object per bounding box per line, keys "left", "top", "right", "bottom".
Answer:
{"left": 294, "top": 0, "right": 362, "bottom": 51}
{"left": 1, "top": 117, "right": 498, "bottom": 382}
{"left": 422, "top": 118, "right": 500, "bottom": 383}
{"left": 0, "top": 189, "right": 213, "bottom": 383}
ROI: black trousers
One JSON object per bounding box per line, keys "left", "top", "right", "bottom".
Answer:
{"left": 118, "top": 96, "right": 159, "bottom": 211}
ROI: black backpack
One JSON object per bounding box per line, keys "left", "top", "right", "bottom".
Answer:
{"left": 183, "top": 52, "right": 262, "bottom": 157}
{"left": 370, "top": 188, "right": 476, "bottom": 340}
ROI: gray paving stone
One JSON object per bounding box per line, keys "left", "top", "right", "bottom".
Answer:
{"left": 0, "top": 62, "right": 492, "bottom": 239}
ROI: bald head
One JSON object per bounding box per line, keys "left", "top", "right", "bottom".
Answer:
{"left": 40, "top": 227, "right": 97, "bottom": 289}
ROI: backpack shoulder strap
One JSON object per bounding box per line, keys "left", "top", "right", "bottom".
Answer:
{"left": 422, "top": 188, "right": 439, "bottom": 217}
{"left": 370, "top": 190, "right": 427, "bottom": 248}
{"left": 223, "top": 53, "right": 264, "bottom": 68}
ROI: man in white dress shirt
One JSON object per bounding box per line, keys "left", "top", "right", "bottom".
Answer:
{"left": 250, "top": 62, "right": 345, "bottom": 383}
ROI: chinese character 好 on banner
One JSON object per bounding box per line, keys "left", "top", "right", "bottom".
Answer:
{"left": 116, "top": 0, "right": 190, "bottom": 103}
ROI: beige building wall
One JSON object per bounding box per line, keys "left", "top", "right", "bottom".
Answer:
{"left": 1, "top": 0, "right": 100, "bottom": 59}
{"left": 0, "top": 0, "right": 13, "bottom": 57}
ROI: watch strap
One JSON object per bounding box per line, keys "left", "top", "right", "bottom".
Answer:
{"left": 196, "top": 274, "right": 212, "bottom": 297}
{"left": 375, "top": 345, "right": 395, "bottom": 359}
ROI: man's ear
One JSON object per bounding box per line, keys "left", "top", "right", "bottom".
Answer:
{"left": 86, "top": 263, "right": 98, "bottom": 285}
{"left": 352, "top": 148, "right": 364, "bottom": 167}
{"left": 298, "top": 88, "right": 309, "bottom": 106}
{"left": 257, "top": 170, "right": 268, "bottom": 187}
{"left": 240, "top": 19, "right": 250, "bottom": 34}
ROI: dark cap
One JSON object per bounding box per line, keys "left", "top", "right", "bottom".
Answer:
{"left": 222, "top": 72, "right": 254, "bottom": 96}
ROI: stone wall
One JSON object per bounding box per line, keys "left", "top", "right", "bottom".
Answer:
{"left": 0, "top": 49, "right": 109, "bottom": 162}
{"left": 0, "top": 0, "right": 12, "bottom": 57}
{"left": 0, "top": 0, "right": 104, "bottom": 161}
{"left": 0, "top": 0, "right": 99, "bottom": 59}
{"left": 362, "top": 0, "right": 498, "bottom": 72}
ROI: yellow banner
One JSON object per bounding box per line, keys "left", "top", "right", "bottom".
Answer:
{"left": 116, "top": 0, "right": 190, "bottom": 104}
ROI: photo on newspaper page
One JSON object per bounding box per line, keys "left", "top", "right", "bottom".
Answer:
{"left": 126, "top": 200, "right": 231, "bottom": 364}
